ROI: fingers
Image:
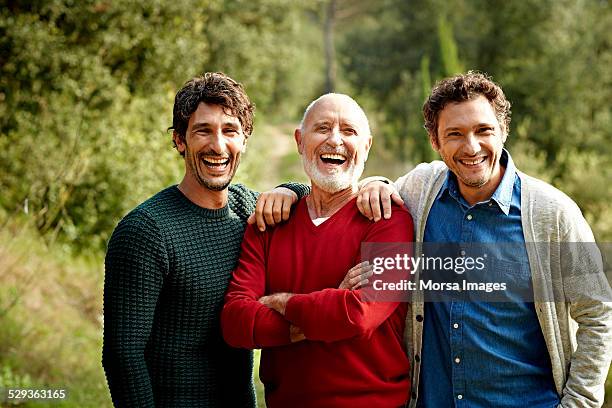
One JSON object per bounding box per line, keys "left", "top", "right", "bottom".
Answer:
{"left": 357, "top": 191, "right": 373, "bottom": 220}
{"left": 339, "top": 261, "right": 374, "bottom": 290}
{"left": 339, "top": 261, "right": 364, "bottom": 289}
{"left": 247, "top": 213, "right": 256, "bottom": 225}
{"left": 254, "top": 195, "right": 267, "bottom": 231}
{"left": 253, "top": 188, "right": 298, "bottom": 230}
{"left": 347, "top": 261, "right": 369, "bottom": 276}
{"left": 290, "top": 324, "right": 306, "bottom": 343}
{"left": 356, "top": 181, "right": 396, "bottom": 222}
{"left": 263, "top": 197, "right": 275, "bottom": 227}
{"left": 381, "top": 188, "right": 392, "bottom": 220}
{"left": 369, "top": 189, "right": 382, "bottom": 222}
{"left": 391, "top": 191, "right": 404, "bottom": 206}
{"left": 281, "top": 196, "right": 292, "bottom": 221}
{"left": 348, "top": 267, "right": 374, "bottom": 290}
{"left": 272, "top": 196, "right": 284, "bottom": 224}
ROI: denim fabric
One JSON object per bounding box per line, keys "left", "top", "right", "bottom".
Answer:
{"left": 418, "top": 151, "right": 559, "bottom": 408}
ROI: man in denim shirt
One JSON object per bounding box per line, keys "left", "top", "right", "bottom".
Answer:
{"left": 358, "top": 72, "right": 612, "bottom": 407}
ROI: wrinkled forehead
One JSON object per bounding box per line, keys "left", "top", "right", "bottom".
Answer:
{"left": 303, "top": 95, "right": 370, "bottom": 133}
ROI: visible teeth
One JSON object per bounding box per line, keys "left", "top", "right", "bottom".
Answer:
{"left": 321, "top": 154, "right": 346, "bottom": 160}
{"left": 460, "top": 157, "right": 486, "bottom": 165}
{"left": 203, "top": 157, "right": 229, "bottom": 164}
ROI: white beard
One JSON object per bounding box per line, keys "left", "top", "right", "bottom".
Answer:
{"left": 302, "top": 156, "right": 365, "bottom": 194}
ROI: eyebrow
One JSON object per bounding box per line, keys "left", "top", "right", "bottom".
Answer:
{"left": 443, "top": 123, "right": 496, "bottom": 132}
{"left": 312, "top": 120, "right": 332, "bottom": 127}
{"left": 311, "top": 119, "right": 361, "bottom": 129}
{"left": 191, "top": 121, "right": 240, "bottom": 131}
{"left": 442, "top": 127, "right": 462, "bottom": 133}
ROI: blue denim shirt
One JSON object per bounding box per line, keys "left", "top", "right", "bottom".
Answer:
{"left": 418, "top": 151, "right": 559, "bottom": 407}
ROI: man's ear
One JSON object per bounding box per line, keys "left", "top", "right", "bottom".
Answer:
{"left": 242, "top": 137, "right": 248, "bottom": 153}
{"left": 501, "top": 127, "right": 508, "bottom": 144}
{"left": 429, "top": 132, "right": 439, "bottom": 151}
{"left": 173, "top": 131, "right": 186, "bottom": 154}
{"left": 364, "top": 135, "right": 373, "bottom": 161}
{"left": 294, "top": 128, "right": 303, "bottom": 155}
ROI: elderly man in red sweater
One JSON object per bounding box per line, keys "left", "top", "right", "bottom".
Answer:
{"left": 222, "top": 93, "right": 413, "bottom": 408}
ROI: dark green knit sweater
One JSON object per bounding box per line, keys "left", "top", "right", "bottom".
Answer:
{"left": 102, "top": 183, "right": 308, "bottom": 407}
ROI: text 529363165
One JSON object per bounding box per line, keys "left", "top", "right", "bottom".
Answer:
{"left": 2, "top": 388, "right": 67, "bottom": 402}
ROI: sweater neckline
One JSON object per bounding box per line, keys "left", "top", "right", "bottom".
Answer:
{"left": 297, "top": 196, "right": 358, "bottom": 233}
{"left": 171, "top": 185, "right": 231, "bottom": 220}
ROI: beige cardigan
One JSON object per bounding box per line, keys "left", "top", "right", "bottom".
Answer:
{"left": 395, "top": 160, "right": 612, "bottom": 408}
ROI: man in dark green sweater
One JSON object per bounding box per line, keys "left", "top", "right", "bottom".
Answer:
{"left": 102, "top": 72, "right": 309, "bottom": 407}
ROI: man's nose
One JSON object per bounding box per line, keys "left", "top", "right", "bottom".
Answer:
{"left": 209, "top": 130, "right": 227, "bottom": 153}
{"left": 327, "top": 128, "right": 343, "bottom": 147}
{"left": 463, "top": 133, "right": 480, "bottom": 155}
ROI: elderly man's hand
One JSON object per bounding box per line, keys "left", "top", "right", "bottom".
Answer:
{"left": 338, "top": 261, "right": 374, "bottom": 290}
{"left": 247, "top": 187, "right": 298, "bottom": 232}
{"left": 356, "top": 180, "right": 403, "bottom": 222}
{"left": 289, "top": 324, "right": 306, "bottom": 343}
{"left": 259, "top": 292, "right": 293, "bottom": 315}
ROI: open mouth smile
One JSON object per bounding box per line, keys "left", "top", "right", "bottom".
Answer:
{"left": 320, "top": 153, "right": 347, "bottom": 165}
{"left": 458, "top": 156, "right": 487, "bottom": 167}
{"left": 201, "top": 156, "right": 230, "bottom": 171}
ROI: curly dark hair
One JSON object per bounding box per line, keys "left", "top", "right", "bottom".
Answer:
{"left": 423, "top": 71, "right": 511, "bottom": 144}
{"left": 170, "top": 72, "right": 255, "bottom": 145}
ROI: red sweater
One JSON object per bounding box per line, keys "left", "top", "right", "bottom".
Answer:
{"left": 222, "top": 198, "right": 413, "bottom": 408}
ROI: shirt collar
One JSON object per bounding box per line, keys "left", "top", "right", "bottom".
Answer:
{"left": 489, "top": 149, "right": 515, "bottom": 215}
{"left": 435, "top": 149, "right": 516, "bottom": 215}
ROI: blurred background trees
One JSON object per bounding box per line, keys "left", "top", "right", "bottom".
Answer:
{"left": 0, "top": 0, "right": 610, "bottom": 406}
{"left": 1, "top": 0, "right": 610, "bottom": 247}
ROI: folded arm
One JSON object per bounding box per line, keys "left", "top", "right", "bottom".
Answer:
{"left": 267, "top": 210, "right": 414, "bottom": 343}
{"left": 222, "top": 224, "right": 295, "bottom": 349}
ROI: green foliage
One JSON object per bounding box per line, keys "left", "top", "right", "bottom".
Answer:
{"left": 0, "top": 0, "right": 322, "bottom": 250}
{"left": 437, "top": 14, "right": 463, "bottom": 76}
{"left": 339, "top": 0, "right": 611, "bottom": 239}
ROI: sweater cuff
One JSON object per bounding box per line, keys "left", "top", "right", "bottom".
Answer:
{"left": 284, "top": 293, "right": 307, "bottom": 326}
{"left": 253, "top": 306, "right": 292, "bottom": 347}
{"left": 277, "top": 182, "right": 310, "bottom": 200}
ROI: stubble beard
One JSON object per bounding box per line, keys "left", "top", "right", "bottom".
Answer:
{"left": 186, "top": 144, "right": 240, "bottom": 192}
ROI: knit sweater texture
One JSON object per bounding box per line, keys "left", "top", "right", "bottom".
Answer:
{"left": 222, "top": 198, "right": 413, "bottom": 407}
{"left": 102, "top": 183, "right": 308, "bottom": 407}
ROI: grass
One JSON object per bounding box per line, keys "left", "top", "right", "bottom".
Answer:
{"left": 253, "top": 350, "right": 266, "bottom": 408}
{"left": 0, "top": 220, "right": 110, "bottom": 407}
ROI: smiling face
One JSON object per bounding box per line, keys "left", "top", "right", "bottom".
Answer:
{"left": 173, "top": 102, "right": 246, "bottom": 192}
{"left": 295, "top": 94, "right": 372, "bottom": 194}
{"left": 432, "top": 95, "right": 507, "bottom": 202}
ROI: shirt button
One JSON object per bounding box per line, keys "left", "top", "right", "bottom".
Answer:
{"left": 454, "top": 357, "right": 461, "bottom": 364}
{"left": 416, "top": 314, "right": 424, "bottom": 322}
{"left": 488, "top": 202, "right": 493, "bottom": 207}
{"left": 466, "top": 214, "right": 473, "bottom": 221}
{"left": 457, "top": 394, "right": 463, "bottom": 400}
{"left": 453, "top": 323, "right": 459, "bottom": 329}
{"left": 460, "top": 250, "right": 466, "bottom": 256}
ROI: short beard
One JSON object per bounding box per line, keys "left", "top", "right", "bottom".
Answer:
{"left": 186, "top": 145, "right": 240, "bottom": 191}
{"left": 302, "top": 156, "right": 364, "bottom": 194}
{"left": 460, "top": 176, "right": 488, "bottom": 188}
